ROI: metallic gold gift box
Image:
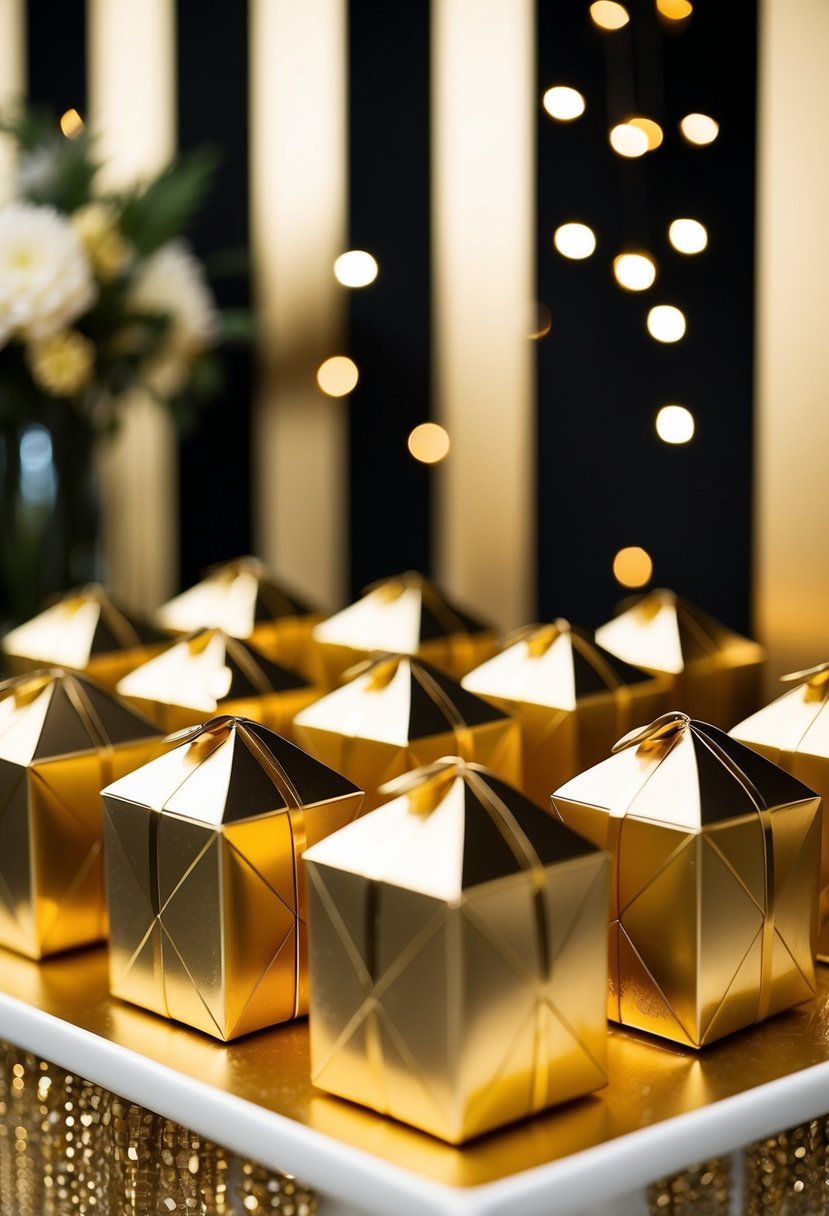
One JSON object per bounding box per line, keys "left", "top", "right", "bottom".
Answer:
{"left": 461, "top": 619, "right": 667, "bottom": 806}
{"left": 595, "top": 589, "right": 764, "bottom": 728}
{"left": 310, "top": 571, "right": 497, "bottom": 685}
{"left": 2, "top": 585, "right": 168, "bottom": 691}
{"left": 102, "top": 715, "right": 364, "bottom": 1041}
{"left": 293, "top": 654, "right": 521, "bottom": 808}
{"left": 731, "top": 660, "right": 829, "bottom": 962}
{"left": 155, "top": 557, "right": 321, "bottom": 680}
{"left": 0, "top": 669, "right": 162, "bottom": 959}
{"left": 553, "top": 712, "right": 821, "bottom": 1048}
{"left": 304, "top": 757, "right": 610, "bottom": 1143}
{"left": 115, "top": 627, "right": 320, "bottom": 737}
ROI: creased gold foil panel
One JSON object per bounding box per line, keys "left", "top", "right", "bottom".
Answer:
{"left": 87, "top": 0, "right": 178, "bottom": 615}
{"left": 250, "top": 0, "right": 348, "bottom": 612}
{"left": 0, "top": 0, "right": 24, "bottom": 203}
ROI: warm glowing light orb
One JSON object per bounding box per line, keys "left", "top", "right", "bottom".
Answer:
{"left": 542, "top": 86, "right": 586, "bottom": 121}
{"left": 408, "top": 423, "right": 450, "bottom": 464}
{"left": 668, "top": 218, "right": 708, "bottom": 254}
{"left": 613, "top": 252, "right": 657, "bottom": 292}
{"left": 680, "top": 113, "right": 719, "bottom": 145}
{"left": 527, "top": 302, "right": 552, "bottom": 339}
{"left": 609, "top": 123, "right": 649, "bottom": 158}
{"left": 629, "top": 116, "right": 663, "bottom": 150}
{"left": 317, "top": 356, "right": 359, "bottom": 396}
{"left": 553, "top": 222, "right": 596, "bottom": 260}
{"left": 60, "top": 109, "right": 84, "bottom": 139}
{"left": 590, "top": 1, "right": 630, "bottom": 30}
{"left": 656, "top": 405, "right": 695, "bottom": 444}
{"left": 334, "top": 250, "right": 379, "bottom": 287}
{"left": 657, "top": 0, "right": 693, "bottom": 18}
{"left": 613, "top": 547, "right": 653, "bottom": 588}
{"left": 647, "top": 305, "right": 686, "bottom": 343}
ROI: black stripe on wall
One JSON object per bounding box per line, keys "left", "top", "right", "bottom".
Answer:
{"left": 26, "top": 0, "right": 86, "bottom": 117}
{"left": 535, "top": 2, "right": 757, "bottom": 635}
{"left": 347, "top": 0, "right": 432, "bottom": 595}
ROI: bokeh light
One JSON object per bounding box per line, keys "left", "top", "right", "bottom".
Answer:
{"left": 656, "top": 405, "right": 695, "bottom": 444}
{"left": 590, "top": 2, "right": 630, "bottom": 30}
{"left": 527, "top": 303, "right": 552, "bottom": 339}
{"left": 609, "top": 123, "right": 649, "bottom": 158}
{"left": 317, "top": 356, "right": 359, "bottom": 396}
{"left": 613, "top": 547, "right": 654, "bottom": 588}
{"left": 60, "top": 109, "right": 84, "bottom": 139}
{"left": 613, "top": 252, "right": 657, "bottom": 292}
{"left": 629, "top": 116, "right": 663, "bottom": 150}
{"left": 668, "top": 218, "right": 708, "bottom": 254}
{"left": 647, "top": 305, "right": 686, "bottom": 343}
{"left": 553, "top": 222, "right": 596, "bottom": 260}
{"left": 408, "top": 423, "right": 450, "bottom": 464}
{"left": 334, "top": 250, "right": 379, "bottom": 287}
{"left": 680, "top": 113, "right": 719, "bottom": 145}
{"left": 542, "top": 86, "right": 586, "bottom": 121}
{"left": 657, "top": 0, "right": 693, "bottom": 18}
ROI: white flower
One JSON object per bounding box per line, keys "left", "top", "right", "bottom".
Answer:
{"left": 128, "top": 241, "right": 219, "bottom": 397}
{"left": 0, "top": 202, "right": 97, "bottom": 349}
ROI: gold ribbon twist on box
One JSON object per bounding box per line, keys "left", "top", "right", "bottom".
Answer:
{"left": 155, "top": 556, "right": 322, "bottom": 681}
{"left": 304, "top": 757, "right": 610, "bottom": 1143}
{"left": 2, "top": 584, "right": 168, "bottom": 691}
{"left": 462, "top": 619, "right": 668, "bottom": 806}
{"left": 310, "top": 571, "right": 497, "bottom": 686}
{"left": 552, "top": 712, "right": 822, "bottom": 1048}
{"left": 293, "top": 654, "right": 521, "bottom": 809}
{"left": 595, "top": 589, "right": 765, "bottom": 728}
{"left": 731, "top": 660, "right": 829, "bottom": 962}
{"left": 102, "top": 715, "right": 364, "bottom": 1041}
{"left": 115, "top": 627, "right": 320, "bottom": 738}
{"left": 0, "top": 668, "right": 162, "bottom": 959}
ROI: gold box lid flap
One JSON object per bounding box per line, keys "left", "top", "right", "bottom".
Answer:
{"left": 553, "top": 712, "right": 817, "bottom": 831}
{"left": 731, "top": 661, "right": 829, "bottom": 758}
{"left": 116, "top": 628, "right": 310, "bottom": 712}
{"left": 595, "top": 589, "right": 764, "bottom": 676}
{"left": 0, "top": 669, "right": 161, "bottom": 765}
{"left": 102, "top": 715, "right": 361, "bottom": 825}
{"left": 294, "top": 655, "right": 508, "bottom": 747}
{"left": 305, "top": 757, "right": 603, "bottom": 901}
{"left": 312, "top": 571, "right": 491, "bottom": 652}
{"left": 156, "top": 557, "right": 315, "bottom": 638}
{"left": 2, "top": 585, "right": 166, "bottom": 666}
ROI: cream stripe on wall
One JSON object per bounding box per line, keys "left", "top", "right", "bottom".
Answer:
{"left": 0, "top": 0, "right": 24, "bottom": 202}
{"left": 432, "top": 0, "right": 535, "bottom": 632}
{"left": 87, "top": 0, "right": 178, "bottom": 615}
{"left": 755, "top": 0, "right": 829, "bottom": 684}
{"left": 250, "top": 0, "right": 348, "bottom": 612}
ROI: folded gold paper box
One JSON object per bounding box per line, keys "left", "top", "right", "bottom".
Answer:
{"left": 2, "top": 585, "right": 168, "bottom": 691}
{"left": 102, "top": 715, "right": 364, "bottom": 1041}
{"left": 155, "top": 557, "right": 320, "bottom": 679}
{"left": 462, "top": 619, "right": 667, "bottom": 806}
{"left": 304, "top": 757, "right": 610, "bottom": 1143}
{"left": 293, "top": 654, "right": 521, "bottom": 808}
{"left": 731, "top": 660, "right": 829, "bottom": 962}
{"left": 595, "top": 589, "right": 764, "bottom": 728}
{"left": 115, "top": 627, "right": 319, "bottom": 737}
{"left": 311, "top": 572, "right": 497, "bottom": 685}
{"left": 553, "top": 712, "right": 821, "bottom": 1048}
{"left": 0, "top": 669, "right": 162, "bottom": 959}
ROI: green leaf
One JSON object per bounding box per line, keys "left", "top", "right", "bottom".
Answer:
{"left": 117, "top": 147, "right": 220, "bottom": 257}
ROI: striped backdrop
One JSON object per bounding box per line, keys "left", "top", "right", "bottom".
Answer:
{"left": 1, "top": 0, "right": 825, "bottom": 679}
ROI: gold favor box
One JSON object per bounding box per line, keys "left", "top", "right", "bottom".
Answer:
{"left": 595, "top": 589, "right": 764, "bottom": 728}
{"left": 155, "top": 557, "right": 321, "bottom": 680}
{"left": 731, "top": 660, "right": 829, "bottom": 961}
{"left": 553, "top": 712, "right": 821, "bottom": 1048}
{"left": 293, "top": 654, "right": 521, "bottom": 808}
{"left": 462, "top": 619, "right": 667, "bottom": 806}
{"left": 304, "top": 758, "right": 610, "bottom": 1143}
{"left": 115, "top": 627, "right": 319, "bottom": 737}
{"left": 0, "top": 669, "right": 162, "bottom": 959}
{"left": 102, "top": 715, "right": 364, "bottom": 1041}
{"left": 311, "top": 571, "right": 497, "bottom": 685}
{"left": 2, "top": 585, "right": 168, "bottom": 691}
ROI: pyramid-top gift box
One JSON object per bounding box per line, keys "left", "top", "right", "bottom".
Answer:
{"left": 553, "top": 711, "right": 821, "bottom": 1048}
{"left": 595, "top": 589, "right": 764, "bottom": 727}
{"left": 2, "top": 584, "right": 167, "bottom": 690}
{"left": 311, "top": 571, "right": 497, "bottom": 684}
{"left": 0, "top": 668, "right": 162, "bottom": 959}
{"left": 304, "top": 757, "right": 610, "bottom": 1143}
{"left": 102, "top": 715, "right": 364, "bottom": 1041}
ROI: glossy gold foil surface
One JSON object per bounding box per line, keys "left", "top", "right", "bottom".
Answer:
{"left": 304, "top": 758, "right": 610, "bottom": 1143}
{"left": 595, "top": 589, "right": 764, "bottom": 728}
{"left": 462, "top": 619, "right": 667, "bottom": 806}
{"left": 293, "top": 655, "right": 521, "bottom": 809}
{"left": 1, "top": 585, "right": 168, "bottom": 691}
{"left": 310, "top": 572, "right": 497, "bottom": 685}
{"left": 731, "top": 661, "right": 829, "bottom": 962}
{"left": 553, "top": 712, "right": 821, "bottom": 1048}
{"left": 0, "top": 669, "right": 162, "bottom": 959}
{"left": 102, "top": 715, "right": 363, "bottom": 1041}
{"left": 115, "top": 627, "right": 320, "bottom": 738}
